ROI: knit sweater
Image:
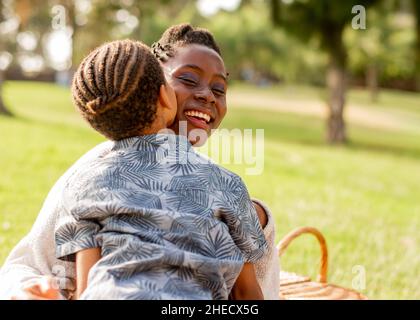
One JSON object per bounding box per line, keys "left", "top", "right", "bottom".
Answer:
{"left": 0, "top": 141, "right": 280, "bottom": 300}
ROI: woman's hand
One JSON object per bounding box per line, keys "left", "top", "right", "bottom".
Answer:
{"left": 10, "top": 276, "right": 61, "bottom": 300}
{"left": 230, "top": 263, "right": 264, "bottom": 300}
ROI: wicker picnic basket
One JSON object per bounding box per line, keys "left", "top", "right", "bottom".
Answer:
{"left": 277, "top": 227, "right": 367, "bottom": 300}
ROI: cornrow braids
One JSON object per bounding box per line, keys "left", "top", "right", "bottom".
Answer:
{"left": 151, "top": 23, "right": 221, "bottom": 62}
{"left": 71, "top": 39, "right": 165, "bottom": 141}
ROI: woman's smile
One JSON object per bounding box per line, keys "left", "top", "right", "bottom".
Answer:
{"left": 183, "top": 106, "right": 216, "bottom": 130}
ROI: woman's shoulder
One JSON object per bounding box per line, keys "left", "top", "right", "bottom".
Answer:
{"left": 59, "top": 141, "right": 118, "bottom": 194}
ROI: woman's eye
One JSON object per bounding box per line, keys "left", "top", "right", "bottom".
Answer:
{"left": 212, "top": 88, "right": 226, "bottom": 96}
{"left": 179, "top": 77, "right": 197, "bottom": 85}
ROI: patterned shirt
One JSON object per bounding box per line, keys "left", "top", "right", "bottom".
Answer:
{"left": 55, "top": 134, "right": 267, "bottom": 300}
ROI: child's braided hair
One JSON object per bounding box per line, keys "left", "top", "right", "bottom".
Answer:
{"left": 151, "top": 23, "right": 221, "bottom": 62}
{"left": 71, "top": 39, "right": 165, "bottom": 141}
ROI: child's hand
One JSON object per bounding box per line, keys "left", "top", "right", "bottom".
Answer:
{"left": 11, "top": 276, "right": 61, "bottom": 300}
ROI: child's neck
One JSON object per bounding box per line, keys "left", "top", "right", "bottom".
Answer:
{"left": 138, "top": 117, "right": 169, "bottom": 136}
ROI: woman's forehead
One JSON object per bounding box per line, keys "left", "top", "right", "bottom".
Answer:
{"left": 169, "top": 44, "right": 226, "bottom": 75}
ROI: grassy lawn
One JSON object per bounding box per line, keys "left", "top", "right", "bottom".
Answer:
{"left": 1, "top": 80, "right": 419, "bottom": 299}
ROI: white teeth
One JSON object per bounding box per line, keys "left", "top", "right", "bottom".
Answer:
{"left": 184, "top": 110, "right": 211, "bottom": 123}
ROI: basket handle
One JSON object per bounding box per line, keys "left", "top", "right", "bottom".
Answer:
{"left": 277, "top": 227, "right": 328, "bottom": 283}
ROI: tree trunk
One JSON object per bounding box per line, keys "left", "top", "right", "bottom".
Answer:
{"left": 415, "top": 19, "right": 420, "bottom": 92}
{"left": 413, "top": 0, "right": 420, "bottom": 91}
{"left": 0, "top": 71, "right": 12, "bottom": 116}
{"left": 323, "top": 25, "right": 347, "bottom": 144}
{"left": 326, "top": 62, "right": 346, "bottom": 144}
{"left": 366, "top": 63, "right": 379, "bottom": 103}
{"left": 66, "top": 0, "right": 77, "bottom": 68}
{"left": 416, "top": 27, "right": 420, "bottom": 92}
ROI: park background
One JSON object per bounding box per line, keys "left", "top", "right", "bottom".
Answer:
{"left": 0, "top": 0, "right": 419, "bottom": 299}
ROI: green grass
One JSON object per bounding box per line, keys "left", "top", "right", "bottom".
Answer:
{"left": 1, "top": 80, "right": 419, "bottom": 299}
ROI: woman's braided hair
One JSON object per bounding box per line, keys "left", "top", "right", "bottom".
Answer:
{"left": 151, "top": 23, "right": 221, "bottom": 62}
{"left": 71, "top": 39, "right": 165, "bottom": 141}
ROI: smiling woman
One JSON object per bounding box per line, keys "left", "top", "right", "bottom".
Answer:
{"left": 152, "top": 26, "right": 228, "bottom": 143}
{"left": 163, "top": 45, "right": 228, "bottom": 139}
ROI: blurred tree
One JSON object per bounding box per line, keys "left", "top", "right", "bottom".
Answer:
{"left": 0, "top": 52, "right": 12, "bottom": 115}
{"left": 16, "top": 0, "right": 53, "bottom": 74}
{"left": 270, "top": 0, "right": 379, "bottom": 144}
{"left": 70, "top": 0, "right": 186, "bottom": 66}
{"left": 361, "top": 5, "right": 387, "bottom": 102}
{"left": 0, "top": 0, "right": 17, "bottom": 116}
{"left": 59, "top": 0, "right": 78, "bottom": 68}
{"left": 0, "top": 0, "right": 52, "bottom": 115}
{"left": 0, "top": 74, "right": 12, "bottom": 116}
{"left": 202, "top": 3, "right": 291, "bottom": 82}
{"left": 346, "top": 1, "right": 398, "bottom": 102}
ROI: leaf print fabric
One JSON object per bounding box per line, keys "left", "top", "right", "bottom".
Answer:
{"left": 54, "top": 134, "right": 267, "bottom": 300}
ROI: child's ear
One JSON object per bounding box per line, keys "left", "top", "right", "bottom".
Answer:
{"left": 158, "top": 84, "right": 176, "bottom": 110}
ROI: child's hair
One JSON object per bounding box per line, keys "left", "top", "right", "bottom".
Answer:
{"left": 151, "top": 23, "right": 221, "bottom": 62}
{"left": 72, "top": 39, "right": 165, "bottom": 141}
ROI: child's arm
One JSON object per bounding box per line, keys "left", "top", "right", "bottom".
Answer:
{"left": 74, "top": 248, "right": 101, "bottom": 299}
{"left": 230, "top": 262, "right": 264, "bottom": 300}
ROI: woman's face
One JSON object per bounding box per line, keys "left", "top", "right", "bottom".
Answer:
{"left": 161, "top": 44, "right": 228, "bottom": 144}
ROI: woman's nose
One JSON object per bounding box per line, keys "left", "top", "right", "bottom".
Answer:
{"left": 194, "top": 87, "right": 216, "bottom": 104}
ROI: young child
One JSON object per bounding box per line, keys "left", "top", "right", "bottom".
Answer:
{"left": 55, "top": 39, "right": 267, "bottom": 300}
